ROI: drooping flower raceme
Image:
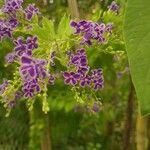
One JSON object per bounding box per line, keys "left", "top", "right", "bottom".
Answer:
{"left": 70, "top": 20, "right": 113, "bottom": 45}
{"left": 63, "top": 48, "right": 104, "bottom": 91}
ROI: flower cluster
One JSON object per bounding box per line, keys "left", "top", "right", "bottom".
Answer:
{"left": 19, "top": 53, "right": 54, "bottom": 98}
{"left": 14, "top": 36, "right": 38, "bottom": 56}
{"left": 108, "top": 1, "right": 120, "bottom": 14}
{"left": 63, "top": 48, "right": 104, "bottom": 90}
{"left": 0, "top": 0, "right": 39, "bottom": 42}
{"left": 1, "top": 0, "right": 23, "bottom": 13}
{"left": 18, "top": 38, "right": 55, "bottom": 98}
{"left": 70, "top": 20, "right": 113, "bottom": 45}
{"left": 4, "top": 33, "right": 55, "bottom": 99}
{"left": 0, "top": 18, "right": 16, "bottom": 41}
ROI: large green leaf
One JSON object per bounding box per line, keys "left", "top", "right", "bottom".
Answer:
{"left": 57, "top": 15, "right": 73, "bottom": 39}
{"left": 124, "top": 0, "right": 150, "bottom": 116}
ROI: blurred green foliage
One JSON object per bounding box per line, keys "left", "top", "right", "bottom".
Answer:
{"left": 0, "top": 0, "right": 139, "bottom": 150}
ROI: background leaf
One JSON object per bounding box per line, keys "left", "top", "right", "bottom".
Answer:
{"left": 124, "top": 0, "right": 150, "bottom": 116}
{"left": 57, "top": 15, "right": 73, "bottom": 38}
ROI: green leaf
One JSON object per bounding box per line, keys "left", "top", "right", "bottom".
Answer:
{"left": 20, "top": 17, "right": 55, "bottom": 42}
{"left": 57, "top": 15, "right": 73, "bottom": 38}
{"left": 124, "top": 0, "right": 150, "bottom": 116}
{"left": 42, "top": 17, "right": 55, "bottom": 39}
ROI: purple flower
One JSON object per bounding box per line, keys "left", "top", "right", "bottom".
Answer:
{"left": 63, "top": 72, "right": 80, "bottom": 85}
{"left": 15, "top": 91, "right": 23, "bottom": 100}
{"left": 0, "top": 80, "right": 9, "bottom": 95}
{"left": 0, "top": 17, "right": 19, "bottom": 42}
{"left": 14, "top": 37, "right": 27, "bottom": 56}
{"left": 20, "top": 54, "right": 48, "bottom": 81}
{"left": 0, "top": 20, "right": 12, "bottom": 42}
{"left": 7, "top": 100, "right": 16, "bottom": 108}
{"left": 7, "top": 18, "right": 19, "bottom": 29}
{"left": 91, "top": 68, "right": 104, "bottom": 90}
{"left": 5, "top": 52, "right": 16, "bottom": 64}
{"left": 26, "top": 36, "right": 38, "bottom": 50}
{"left": 108, "top": 1, "right": 120, "bottom": 14}
{"left": 25, "top": 4, "right": 39, "bottom": 21}
{"left": 48, "top": 75, "right": 55, "bottom": 85}
{"left": 23, "top": 79, "right": 40, "bottom": 98}
{"left": 14, "top": 36, "right": 38, "bottom": 56}
{"left": 92, "top": 102, "right": 101, "bottom": 112}
{"left": 80, "top": 75, "right": 92, "bottom": 87}
{"left": 69, "top": 48, "right": 88, "bottom": 68}
{"left": 106, "top": 23, "right": 113, "bottom": 34}
{"left": 2, "top": 0, "right": 23, "bottom": 13}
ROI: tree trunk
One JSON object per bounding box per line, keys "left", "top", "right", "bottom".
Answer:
{"left": 28, "top": 102, "right": 52, "bottom": 150}
{"left": 123, "top": 81, "right": 134, "bottom": 150}
{"left": 41, "top": 115, "right": 52, "bottom": 150}
{"left": 43, "top": 0, "right": 48, "bottom": 6}
{"left": 136, "top": 116, "right": 148, "bottom": 150}
{"left": 67, "top": 0, "right": 79, "bottom": 19}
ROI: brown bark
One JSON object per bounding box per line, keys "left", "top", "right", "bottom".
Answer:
{"left": 123, "top": 81, "right": 135, "bottom": 150}
{"left": 136, "top": 116, "right": 148, "bottom": 150}
{"left": 67, "top": 0, "right": 79, "bottom": 19}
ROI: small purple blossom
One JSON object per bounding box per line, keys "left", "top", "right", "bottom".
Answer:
{"left": 14, "top": 37, "right": 27, "bottom": 56}
{"left": 20, "top": 54, "right": 48, "bottom": 81}
{"left": 106, "top": 23, "right": 113, "bottom": 34}
{"left": 68, "top": 48, "right": 89, "bottom": 71}
{"left": 7, "top": 17, "right": 19, "bottom": 29}
{"left": 48, "top": 75, "right": 55, "bottom": 85}
{"left": 25, "top": 4, "right": 39, "bottom": 20}
{"left": 5, "top": 52, "right": 16, "bottom": 64}
{"left": 92, "top": 102, "right": 102, "bottom": 112}
{"left": 7, "top": 100, "right": 16, "bottom": 108}
{"left": 0, "top": 80, "right": 9, "bottom": 95}
{"left": 91, "top": 68, "right": 104, "bottom": 90}
{"left": 80, "top": 75, "right": 92, "bottom": 87}
{"left": 15, "top": 91, "right": 23, "bottom": 100}
{"left": 108, "top": 1, "right": 120, "bottom": 14}
{"left": 23, "top": 79, "right": 40, "bottom": 98}
{"left": 63, "top": 72, "right": 80, "bottom": 85}
{"left": 26, "top": 36, "right": 38, "bottom": 50}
